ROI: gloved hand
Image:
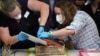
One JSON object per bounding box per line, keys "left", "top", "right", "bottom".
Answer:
{"left": 38, "top": 32, "right": 50, "bottom": 39}
{"left": 16, "top": 32, "right": 29, "bottom": 41}
{"left": 37, "top": 26, "right": 44, "bottom": 37}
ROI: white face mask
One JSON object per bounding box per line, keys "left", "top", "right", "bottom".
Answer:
{"left": 56, "top": 14, "right": 65, "bottom": 24}
{"left": 14, "top": 13, "right": 22, "bottom": 20}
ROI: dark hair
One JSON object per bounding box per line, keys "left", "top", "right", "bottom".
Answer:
{"left": 55, "top": 1, "right": 78, "bottom": 29}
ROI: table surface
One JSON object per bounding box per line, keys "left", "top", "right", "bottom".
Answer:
{"left": 8, "top": 49, "right": 79, "bottom": 56}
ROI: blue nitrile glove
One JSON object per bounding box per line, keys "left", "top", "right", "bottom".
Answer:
{"left": 38, "top": 32, "right": 50, "bottom": 39}
{"left": 16, "top": 32, "right": 29, "bottom": 41}
{"left": 38, "top": 31, "right": 59, "bottom": 40}
{"left": 37, "top": 26, "right": 44, "bottom": 37}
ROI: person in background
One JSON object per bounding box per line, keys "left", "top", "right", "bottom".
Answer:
{"left": 74, "top": 0, "right": 87, "bottom": 9}
{"left": 38, "top": 1, "right": 100, "bottom": 50}
{"left": 0, "top": 0, "right": 49, "bottom": 49}
{"left": 81, "top": 0, "right": 100, "bottom": 35}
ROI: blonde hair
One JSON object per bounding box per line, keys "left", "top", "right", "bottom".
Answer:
{"left": 55, "top": 1, "right": 78, "bottom": 29}
{"left": 0, "top": 0, "right": 20, "bottom": 15}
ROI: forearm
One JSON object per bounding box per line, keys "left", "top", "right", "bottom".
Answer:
{"left": 39, "top": 3, "right": 49, "bottom": 26}
{"left": 1, "top": 35, "right": 17, "bottom": 45}
{"left": 28, "top": 0, "right": 49, "bottom": 26}
{"left": 0, "top": 27, "right": 10, "bottom": 42}
{"left": 51, "top": 28, "right": 75, "bottom": 37}
{"left": 2, "top": 31, "right": 29, "bottom": 44}
{"left": 0, "top": 27, "right": 18, "bottom": 44}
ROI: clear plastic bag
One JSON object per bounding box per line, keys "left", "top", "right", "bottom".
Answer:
{"left": 1, "top": 44, "right": 11, "bottom": 56}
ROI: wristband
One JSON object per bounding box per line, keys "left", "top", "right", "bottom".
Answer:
{"left": 49, "top": 31, "right": 53, "bottom": 38}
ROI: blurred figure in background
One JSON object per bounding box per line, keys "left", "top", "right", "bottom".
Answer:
{"left": 81, "top": 0, "right": 100, "bottom": 35}
{"left": 74, "top": 0, "right": 87, "bottom": 9}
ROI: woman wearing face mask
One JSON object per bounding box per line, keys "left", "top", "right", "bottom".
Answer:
{"left": 38, "top": 1, "right": 100, "bottom": 50}
{"left": 0, "top": 0, "right": 49, "bottom": 49}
